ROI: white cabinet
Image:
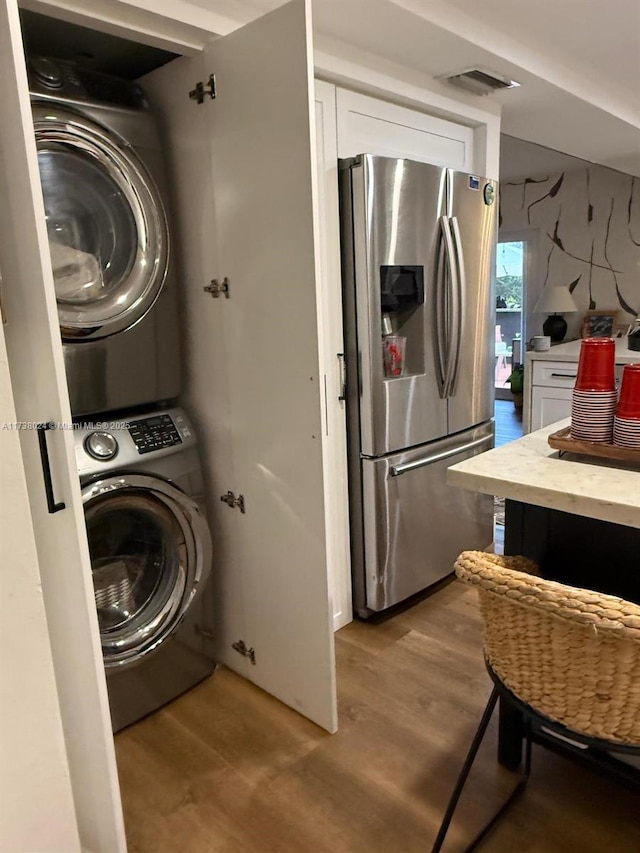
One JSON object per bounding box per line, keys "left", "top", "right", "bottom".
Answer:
{"left": 0, "top": 325, "right": 81, "bottom": 852}
{"left": 526, "top": 359, "right": 577, "bottom": 431}
{"left": 140, "top": 1, "right": 337, "bottom": 734}
{"left": 528, "top": 360, "right": 577, "bottom": 430}
{"left": 526, "top": 358, "right": 626, "bottom": 432}
{"left": 313, "top": 80, "right": 352, "bottom": 631}
{"left": 530, "top": 386, "right": 572, "bottom": 431}
{"left": 1, "top": 0, "right": 336, "bottom": 846}
{"left": 336, "top": 88, "right": 474, "bottom": 169}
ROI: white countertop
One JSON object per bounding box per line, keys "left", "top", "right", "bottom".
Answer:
{"left": 526, "top": 338, "right": 639, "bottom": 364}
{"left": 447, "top": 420, "right": 640, "bottom": 529}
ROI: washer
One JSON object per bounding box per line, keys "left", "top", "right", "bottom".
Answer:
{"left": 75, "top": 406, "right": 215, "bottom": 732}
{"left": 29, "top": 55, "right": 181, "bottom": 417}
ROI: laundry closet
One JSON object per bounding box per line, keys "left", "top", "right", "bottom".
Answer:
{"left": 0, "top": 0, "right": 499, "bottom": 849}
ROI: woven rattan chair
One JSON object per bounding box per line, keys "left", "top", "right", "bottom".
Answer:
{"left": 432, "top": 550, "right": 640, "bottom": 853}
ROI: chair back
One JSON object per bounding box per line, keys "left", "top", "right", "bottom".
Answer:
{"left": 455, "top": 551, "right": 640, "bottom": 746}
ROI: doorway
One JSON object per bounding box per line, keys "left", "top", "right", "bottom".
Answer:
{"left": 495, "top": 237, "right": 524, "bottom": 397}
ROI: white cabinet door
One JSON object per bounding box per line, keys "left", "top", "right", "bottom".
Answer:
{"left": 203, "top": 0, "right": 337, "bottom": 731}
{"left": 531, "top": 386, "right": 572, "bottom": 431}
{"left": 144, "top": 0, "right": 337, "bottom": 732}
{"left": 314, "top": 79, "right": 352, "bottom": 632}
{"left": 0, "top": 1, "right": 125, "bottom": 849}
{"left": 336, "top": 88, "right": 474, "bottom": 169}
{"left": 0, "top": 324, "right": 80, "bottom": 853}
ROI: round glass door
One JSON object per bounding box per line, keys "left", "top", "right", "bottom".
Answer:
{"left": 32, "top": 104, "right": 169, "bottom": 339}
{"left": 83, "top": 476, "right": 208, "bottom": 668}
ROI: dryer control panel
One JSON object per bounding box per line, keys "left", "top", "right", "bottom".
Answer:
{"left": 129, "top": 414, "right": 183, "bottom": 455}
{"left": 27, "top": 55, "right": 147, "bottom": 109}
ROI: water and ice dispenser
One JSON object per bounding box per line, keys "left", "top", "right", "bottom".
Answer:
{"left": 380, "top": 265, "right": 425, "bottom": 378}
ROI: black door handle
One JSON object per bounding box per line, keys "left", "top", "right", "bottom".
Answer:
{"left": 37, "top": 422, "right": 66, "bottom": 514}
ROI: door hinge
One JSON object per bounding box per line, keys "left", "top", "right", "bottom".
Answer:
{"left": 232, "top": 639, "right": 256, "bottom": 665}
{"left": 204, "top": 277, "right": 230, "bottom": 298}
{"left": 220, "top": 490, "right": 245, "bottom": 513}
{"left": 189, "top": 74, "right": 216, "bottom": 104}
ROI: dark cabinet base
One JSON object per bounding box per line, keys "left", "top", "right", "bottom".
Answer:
{"left": 498, "top": 500, "right": 640, "bottom": 769}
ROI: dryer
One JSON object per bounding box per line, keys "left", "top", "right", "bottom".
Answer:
{"left": 29, "top": 56, "right": 181, "bottom": 417}
{"left": 75, "top": 406, "right": 215, "bottom": 732}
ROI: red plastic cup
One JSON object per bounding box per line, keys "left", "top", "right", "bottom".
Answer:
{"left": 382, "top": 335, "right": 406, "bottom": 377}
{"left": 575, "top": 338, "right": 616, "bottom": 391}
{"left": 616, "top": 364, "right": 640, "bottom": 419}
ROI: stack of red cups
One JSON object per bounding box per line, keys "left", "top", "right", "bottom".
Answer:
{"left": 613, "top": 364, "right": 640, "bottom": 448}
{"left": 571, "top": 338, "right": 617, "bottom": 443}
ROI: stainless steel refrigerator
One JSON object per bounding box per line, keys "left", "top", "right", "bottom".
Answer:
{"left": 339, "top": 154, "right": 497, "bottom": 618}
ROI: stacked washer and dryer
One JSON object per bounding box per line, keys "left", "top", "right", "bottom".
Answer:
{"left": 29, "top": 56, "right": 216, "bottom": 731}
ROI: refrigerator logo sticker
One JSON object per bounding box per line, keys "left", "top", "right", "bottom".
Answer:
{"left": 468, "top": 176, "right": 480, "bottom": 190}
{"left": 483, "top": 183, "right": 495, "bottom": 205}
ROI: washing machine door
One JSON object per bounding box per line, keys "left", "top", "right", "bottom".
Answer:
{"left": 32, "top": 103, "right": 169, "bottom": 340}
{"left": 82, "top": 474, "right": 212, "bottom": 668}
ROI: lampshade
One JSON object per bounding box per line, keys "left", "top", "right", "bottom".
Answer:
{"left": 534, "top": 285, "right": 578, "bottom": 314}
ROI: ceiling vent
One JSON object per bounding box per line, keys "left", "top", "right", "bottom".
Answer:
{"left": 440, "top": 68, "right": 521, "bottom": 96}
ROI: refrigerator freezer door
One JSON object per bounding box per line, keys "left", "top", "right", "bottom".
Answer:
{"left": 447, "top": 171, "right": 497, "bottom": 435}
{"left": 358, "top": 423, "right": 494, "bottom": 615}
{"left": 349, "top": 155, "right": 449, "bottom": 456}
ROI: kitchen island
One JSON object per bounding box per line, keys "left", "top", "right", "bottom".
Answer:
{"left": 447, "top": 420, "right": 640, "bottom": 768}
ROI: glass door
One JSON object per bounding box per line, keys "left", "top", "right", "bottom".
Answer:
{"left": 33, "top": 104, "right": 169, "bottom": 339}
{"left": 83, "top": 474, "right": 211, "bottom": 668}
{"left": 495, "top": 238, "right": 525, "bottom": 394}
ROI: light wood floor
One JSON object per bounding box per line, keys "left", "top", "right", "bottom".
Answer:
{"left": 115, "top": 582, "right": 640, "bottom": 852}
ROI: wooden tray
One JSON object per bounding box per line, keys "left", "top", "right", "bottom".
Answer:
{"left": 548, "top": 426, "right": 640, "bottom": 464}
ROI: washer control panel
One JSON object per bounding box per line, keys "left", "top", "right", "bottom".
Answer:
{"left": 128, "top": 413, "right": 183, "bottom": 455}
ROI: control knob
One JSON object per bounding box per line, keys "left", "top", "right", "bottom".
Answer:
{"left": 85, "top": 431, "right": 118, "bottom": 461}
{"left": 30, "top": 57, "right": 64, "bottom": 89}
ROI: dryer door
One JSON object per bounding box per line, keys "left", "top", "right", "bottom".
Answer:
{"left": 82, "top": 474, "right": 211, "bottom": 668}
{"left": 32, "top": 103, "right": 169, "bottom": 340}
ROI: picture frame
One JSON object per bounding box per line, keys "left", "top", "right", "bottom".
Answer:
{"left": 612, "top": 322, "right": 633, "bottom": 340}
{"left": 580, "top": 310, "right": 620, "bottom": 338}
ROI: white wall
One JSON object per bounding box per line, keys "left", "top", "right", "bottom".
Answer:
{"left": 500, "top": 150, "right": 640, "bottom": 341}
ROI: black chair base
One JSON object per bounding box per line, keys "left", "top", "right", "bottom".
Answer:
{"left": 431, "top": 686, "right": 532, "bottom": 853}
{"left": 431, "top": 667, "right": 640, "bottom": 853}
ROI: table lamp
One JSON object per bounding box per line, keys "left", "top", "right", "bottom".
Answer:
{"left": 533, "top": 285, "right": 578, "bottom": 342}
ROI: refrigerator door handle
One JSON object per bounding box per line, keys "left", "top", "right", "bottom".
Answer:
{"left": 438, "top": 215, "right": 458, "bottom": 399}
{"left": 389, "top": 434, "right": 493, "bottom": 477}
{"left": 448, "top": 216, "right": 465, "bottom": 396}
{"left": 435, "top": 225, "right": 448, "bottom": 398}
